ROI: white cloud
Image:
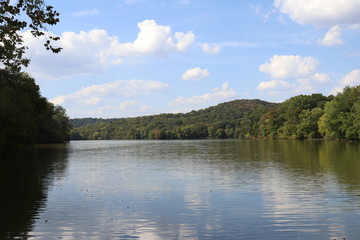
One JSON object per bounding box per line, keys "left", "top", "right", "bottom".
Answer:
{"left": 222, "top": 41, "right": 261, "bottom": 48}
{"left": 295, "top": 73, "right": 332, "bottom": 93}
{"left": 74, "top": 101, "right": 153, "bottom": 118}
{"left": 168, "top": 82, "right": 236, "bottom": 109}
{"left": 50, "top": 79, "right": 170, "bottom": 106}
{"left": 73, "top": 9, "right": 100, "bottom": 17}
{"left": 23, "top": 29, "right": 120, "bottom": 79}
{"left": 258, "top": 56, "right": 332, "bottom": 96}
{"left": 297, "top": 73, "right": 331, "bottom": 85}
{"left": 118, "top": 100, "right": 152, "bottom": 112}
{"left": 201, "top": 43, "right": 221, "bottom": 54}
{"left": 200, "top": 41, "right": 260, "bottom": 54}
{"left": 51, "top": 96, "right": 67, "bottom": 106}
{"left": 23, "top": 19, "right": 195, "bottom": 80}
{"left": 256, "top": 79, "right": 320, "bottom": 96}
{"left": 274, "top": 0, "right": 360, "bottom": 26}
{"left": 259, "top": 55, "right": 319, "bottom": 79}
{"left": 113, "top": 19, "right": 195, "bottom": 57}
{"left": 330, "top": 69, "right": 360, "bottom": 94}
{"left": 84, "top": 97, "right": 102, "bottom": 105}
{"left": 341, "top": 69, "right": 360, "bottom": 86}
{"left": 182, "top": 67, "right": 210, "bottom": 81}
{"left": 257, "top": 80, "right": 292, "bottom": 91}
{"left": 318, "top": 25, "right": 344, "bottom": 46}
{"left": 50, "top": 79, "right": 168, "bottom": 118}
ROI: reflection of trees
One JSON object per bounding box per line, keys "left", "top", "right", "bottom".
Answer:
{"left": 0, "top": 146, "right": 69, "bottom": 239}
{"left": 266, "top": 140, "right": 360, "bottom": 191}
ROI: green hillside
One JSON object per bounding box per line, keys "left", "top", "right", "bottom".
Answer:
{"left": 70, "top": 99, "right": 275, "bottom": 140}
{"left": 70, "top": 85, "right": 360, "bottom": 141}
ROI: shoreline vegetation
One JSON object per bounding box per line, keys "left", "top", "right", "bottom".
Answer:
{"left": 70, "top": 85, "right": 360, "bottom": 142}
{"left": 0, "top": 70, "right": 71, "bottom": 153}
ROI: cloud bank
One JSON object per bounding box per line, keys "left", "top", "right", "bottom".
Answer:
{"left": 51, "top": 79, "right": 170, "bottom": 106}
{"left": 257, "top": 55, "right": 333, "bottom": 96}
{"left": 23, "top": 19, "right": 195, "bottom": 80}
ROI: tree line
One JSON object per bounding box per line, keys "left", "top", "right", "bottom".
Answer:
{"left": 0, "top": 70, "right": 71, "bottom": 152}
{"left": 70, "top": 85, "right": 360, "bottom": 141}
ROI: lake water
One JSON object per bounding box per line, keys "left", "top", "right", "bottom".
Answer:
{"left": 1, "top": 140, "right": 360, "bottom": 240}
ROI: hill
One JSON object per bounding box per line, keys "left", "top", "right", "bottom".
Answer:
{"left": 70, "top": 99, "right": 276, "bottom": 140}
{"left": 70, "top": 86, "right": 360, "bottom": 141}
{"left": 70, "top": 118, "right": 121, "bottom": 128}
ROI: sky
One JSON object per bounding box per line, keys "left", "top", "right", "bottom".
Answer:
{"left": 22, "top": 0, "right": 360, "bottom": 118}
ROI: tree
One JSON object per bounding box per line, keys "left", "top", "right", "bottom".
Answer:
{"left": 0, "top": 70, "right": 71, "bottom": 151}
{"left": 319, "top": 86, "right": 360, "bottom": 140}
{"left": 0, "top": 0, "right": 61, "bottom": 71}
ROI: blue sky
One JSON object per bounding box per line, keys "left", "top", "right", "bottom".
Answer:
{"left": 23, "top": 0, "right": 360, "bottom": 118}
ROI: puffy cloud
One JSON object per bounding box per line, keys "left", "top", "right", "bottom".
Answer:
{"left": 113, "top": 19, "right": 195, "bottom": 57}
{"left": 23, "top": 19, "right": 195, "bottom": 80}
{"left": 318, "top": 25, "right": 344, "bottom": 46}
{"left": 168, "top": 82, "right": 236, "bottom": 108}
{"left": 274, "top": 0, "right": 360, "bottom": 26}
{"left": 295, "top": 73, "right": 332, "bottom": 93}
{"left": 201, "top": 43, "right": 222, "bottom": 54}
{"left": 256, "top": 78, "right": 324, "bottom": 96}
{"left": 50, "top": 79, "right": 170, "bottom": 106}
{"left": 341, "top": 69, "right": 360, "bottom": 85}
{"left": 297, "top": 73, "right": 331, "bottom": 85}
{"left": 182, "top": 67, "right": 210, "bottom": 81}
{"left": 258, "top": 56, "right": 332, "bottom": 96}
{"left": 256, "top": 80, "right": 292, "bottom": 91}
{"left": 73, "top": 101, "right": 153, "bottom": 118}
{"left": 330, "top": 69, "right": 360, "bottom": 94}
{"left": 259, "top": 55, "right": 319, "bottom": 79}
{"left": 23, "top": 29, "right": 120, "bottom": 79}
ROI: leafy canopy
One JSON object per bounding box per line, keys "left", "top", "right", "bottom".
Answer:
{"left": 0, "top": 0, "right": 61, "bottom": 71}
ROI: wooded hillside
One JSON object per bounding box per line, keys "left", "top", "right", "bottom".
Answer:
{"left": 71, "top": 85, "right": 360, "bottom": 141}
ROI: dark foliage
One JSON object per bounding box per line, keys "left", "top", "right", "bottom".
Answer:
{"left": 0, "top": 70, "right": 71, "bottom": 152}
{"left": 0, "top": 0, "right": 61, "bottom": 71}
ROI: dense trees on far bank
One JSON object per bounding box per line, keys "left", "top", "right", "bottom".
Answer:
{"left": 71, "top": 85, "right": 360, "bottom": 141}
{"left": 70, "top": 99, "right": 275, "bottom": 140}
{"left": 0, "top": 70, "right": 71, "bottom": 152}
{"left": 319, "top": 86, "right": 360, "bottom": 140}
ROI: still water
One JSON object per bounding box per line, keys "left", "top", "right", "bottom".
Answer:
{"left": 1, "top": 140, "right": 360, "bottom": 239}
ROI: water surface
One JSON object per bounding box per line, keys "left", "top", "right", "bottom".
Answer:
{"left": 1, "top": 140, "right": 360, "bottom": 239}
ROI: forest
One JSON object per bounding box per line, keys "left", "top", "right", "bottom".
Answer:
{"left": 70, "top": 85, "right": 360, "bottom": 141}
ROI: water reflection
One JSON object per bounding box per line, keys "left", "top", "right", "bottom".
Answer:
{"left": 1, "top": 140, "right": 360, "bottom": 239}
{"left": 0, "top": 145, "right": 69, "bottom": 239}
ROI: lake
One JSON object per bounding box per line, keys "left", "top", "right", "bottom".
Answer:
{"left": 1, "top": 139, "right": 360, "bottom": 239}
